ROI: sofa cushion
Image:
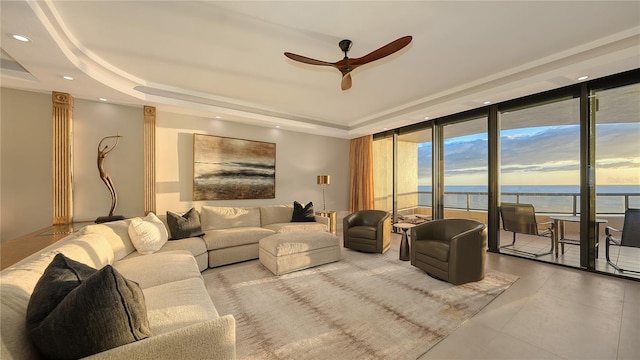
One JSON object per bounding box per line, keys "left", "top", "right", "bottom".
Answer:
{"left": 291, "top": 201, "right": 316, "bottom": 222}
{"left": 114, "top": 250, "right": 202, "bottom": 289}
{"left": 203, "top": 227, "right": 274, "bottom": 250}
{"left": 260, "top": 205, "right": 294, "bottom": 226}
{"left": 167, "top": 208, "right": 204, "bottom": 240}
{"left": 263, "top": 222, "right": 327, "bottom": 233}
{"left": 143, "top": 277, "right": 219, "bottom": 335}
{"left": 128, "top": 212, "right": 169, "bottom": 254}
{"left": 83, "top": 218, "right": 136, "bottom": 261}
{"left": 26, "top": 255, "right": 151, "bottom": 359}
{"left": 125, "top": 237, "right": 207, "bottom": 259}
{"left": 201, "top": 206, "right": 261, "bottom": 230}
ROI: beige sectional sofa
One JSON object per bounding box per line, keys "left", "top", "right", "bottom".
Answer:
{"left": 0, "top": 218, "right": 236, "bottom": 360}
{"left": 200, "top": 205, "right": 329, "bottom": 267}
{"left": 0, "top": 204, "right": 328, "bottom": 359}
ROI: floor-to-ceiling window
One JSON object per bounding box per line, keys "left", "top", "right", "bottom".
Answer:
{"left": 593, "top": 82, "right": 640, "bottom": 275}
{"left": 398, "top": 129, "right": 432, "bottom": 220}
{"left": 373, "top": 133, "right": 393, "bottom": 214}
{"left": 372, "top": 69, "right": 639, "bottom": 280}
{"left": 499, "top": 95, "right": 582, "bottom": 265}
{"left": 373, "top": 129, "right": 433, "bottom": 223}
{"left": 442, "top": 117, "right": 488, "bottom": 222}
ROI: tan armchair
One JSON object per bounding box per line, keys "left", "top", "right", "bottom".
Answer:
{"left": 343, "top": 210, "right": 391, "bottom": 254}
{"left": 410, "top": 218, "right": 487, "bottom": 285}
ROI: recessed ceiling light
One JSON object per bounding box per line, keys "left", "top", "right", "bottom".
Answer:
{"left": 215, "top": 116, "right": 221, "bottom": 119}
{"left": 62, "top": 75, "right": 74, "bottom": 81}
{"left": 483, "top": 101, "right": 491, "bottom": 105}
{"left": 98, "top": 98, "right": 108, "bottom": 102}
{"left": 423, "top": 116, "right": 430, "bottom": 120}
{"left": 577, "top": 75, "right": 589, "bottom": 81}
{"left": 275, "top": 125, "right": 281, "bottom": 129}
{"left": 11, "top": 34, "right": 31, "bottom": 42}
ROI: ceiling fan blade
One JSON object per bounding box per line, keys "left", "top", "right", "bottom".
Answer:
{"left": 284, "top": 52, "right": 335, "bottom": 67}
{"left": 350, "top": 35, "right": 412, "bottom": 66}
{"left": 341, "top": 73, "right": 352, "bottom": 90}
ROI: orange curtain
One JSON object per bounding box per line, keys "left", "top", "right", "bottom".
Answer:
{"left": 349, "top": 135, "right": 375, "bottom": 212}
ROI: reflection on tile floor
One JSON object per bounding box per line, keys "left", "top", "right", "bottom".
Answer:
{"left": 498, "top": 230, "right": 640, "bottom": 280}
{"left": 343, "top": 226, "right": 639, "bottom": 359}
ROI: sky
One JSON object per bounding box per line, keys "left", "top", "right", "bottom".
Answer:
{"left": 417, "top": 123, "right": 640, "bottom": 187}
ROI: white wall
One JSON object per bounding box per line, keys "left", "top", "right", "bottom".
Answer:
{"left": 0, "top": 88, "right": 52, "bottom": 241}
{"left": 155, "top": 112, "right": 349, "bottom": 215}
{"left": 1, "top": 87, "right": 350, "bottom": 241}
{"left": 73, "top": 99, "right": 144, "bottom": 221}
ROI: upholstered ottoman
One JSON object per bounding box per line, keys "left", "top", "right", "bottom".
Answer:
{"left": 259, "top": 231, "right": 340, "bottom": 275}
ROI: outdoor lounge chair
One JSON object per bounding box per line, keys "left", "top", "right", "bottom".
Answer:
{"left": 499, "top": 202, "right": 554, "bottom": 257}
{"left": 605, "top": 208, "right": 640, "bottom": 274}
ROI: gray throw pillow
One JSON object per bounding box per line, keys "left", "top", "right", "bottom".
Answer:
{"left": 292, "top": 201, "right": 316, "bottom": 222}
{"left": 166, "top": 207, "right": 204, "bottom": 240}
{"left": 26, "top": 253, "right": 97, "bottom": 329}
{"left": 26, "top": 254, "right": 152, "bottom": 359}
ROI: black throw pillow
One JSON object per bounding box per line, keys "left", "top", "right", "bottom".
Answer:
{"left": 167, "top": 208, "right": 204, "bottom": 240}
{"left": 26, "top": 254, "right": 152, "bottom": 359}
{"left": 291, "top": 201, "right": 316, "bottom": 222}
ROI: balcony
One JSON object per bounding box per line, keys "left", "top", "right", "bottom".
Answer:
{"left": 377, "top": 190, "right": 640, "bottom": 280}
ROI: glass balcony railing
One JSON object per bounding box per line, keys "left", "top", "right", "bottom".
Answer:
{"left": 377, "top": 191, "right": 640, "bottom": 215}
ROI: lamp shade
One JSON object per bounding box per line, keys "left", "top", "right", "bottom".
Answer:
{"left": 317, "top": 175, "right": 330, "bottom": 185}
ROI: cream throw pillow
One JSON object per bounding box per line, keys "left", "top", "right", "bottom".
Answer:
{"left": 128, "top": 213, "right": 168, "bottom": 254}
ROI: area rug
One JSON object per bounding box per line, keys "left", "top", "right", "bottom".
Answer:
{"left": 203, "top": 247, "right": 518, "bottom": 360}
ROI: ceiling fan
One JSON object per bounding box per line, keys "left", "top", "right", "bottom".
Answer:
{"left": 284, "top": 35, "right": 412, "bottom": 91}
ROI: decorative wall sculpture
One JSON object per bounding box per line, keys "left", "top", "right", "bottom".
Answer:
{"left": 96, "top": 135, "right": 125, "bottom": 223}
{"left": 193, "top": 134, "right": 276, "bottom": 200}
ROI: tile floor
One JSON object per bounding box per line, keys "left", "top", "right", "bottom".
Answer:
{"left": 497, "top": 230, "right": 640, "bottom": 280}
{"left": 386, "top": 230, "right": 640, "bottom": 360}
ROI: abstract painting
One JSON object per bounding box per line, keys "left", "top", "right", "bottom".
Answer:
{"left": 193, "top": 134, "right": 275, "bottom": 200}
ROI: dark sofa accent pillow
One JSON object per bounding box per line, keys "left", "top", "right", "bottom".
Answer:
{"left": 26, "top": 253, "right": 98, "bottom": 329}
{"left": 292, "top": 201, "right": 316, "bottom": 222}
{"left": 26, "top": 254, "right": 152, "bottom": 359}
{"left": 167, "top": 208, "right": 204, "bottom": 240}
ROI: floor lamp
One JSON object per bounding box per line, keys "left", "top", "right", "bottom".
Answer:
{"left": 317, "top": 175, "right": 330, "bottom": 212}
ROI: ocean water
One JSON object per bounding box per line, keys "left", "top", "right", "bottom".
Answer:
{"left": 418, "top": 185, "right": 640, "bottom": 194}
{"left": 415, "top": 185, "right": 640, "bottom": 214}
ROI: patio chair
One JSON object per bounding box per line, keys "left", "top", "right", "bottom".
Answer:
{"left": 499, "top": 203, "right": 554, "bottom": 257}
{"left": 605, "top": 208, "right": 640, "bottom": 274}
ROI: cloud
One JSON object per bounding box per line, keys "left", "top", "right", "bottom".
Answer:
{"left": 414, "top": 123, "right": 639, "bottom": 181}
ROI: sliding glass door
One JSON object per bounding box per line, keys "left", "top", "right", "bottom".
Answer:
{"left": 371, "top": 70, "right": 639, "bottom": 280}
{"left": 397, "top": 129, "right": 432, "bottom": 221}
{"left": 593, "top": 82, "right": 640, "bottom": 275}
{"left": 442, "top": 117, "right": 488, "bottom": 222}
{"left": 499, "top": 96, "right": 581, "bottom": 264}
{"left": 373, "top": 134, "right": 393, "bottom": 214}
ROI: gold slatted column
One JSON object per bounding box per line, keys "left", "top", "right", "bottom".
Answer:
{"left": 143, "top": 106, "right": 156, "bottom": 215}
{"left": 52, "top": 92, "right": 73, "bottom": 224}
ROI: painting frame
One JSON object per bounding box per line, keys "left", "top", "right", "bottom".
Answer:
{"left": 193, "top": 134, "right": 276, "bottom": 200}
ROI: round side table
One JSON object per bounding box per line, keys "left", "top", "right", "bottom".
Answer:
{"left": 394, "top": 222, "right": 416, "bottom": 261}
